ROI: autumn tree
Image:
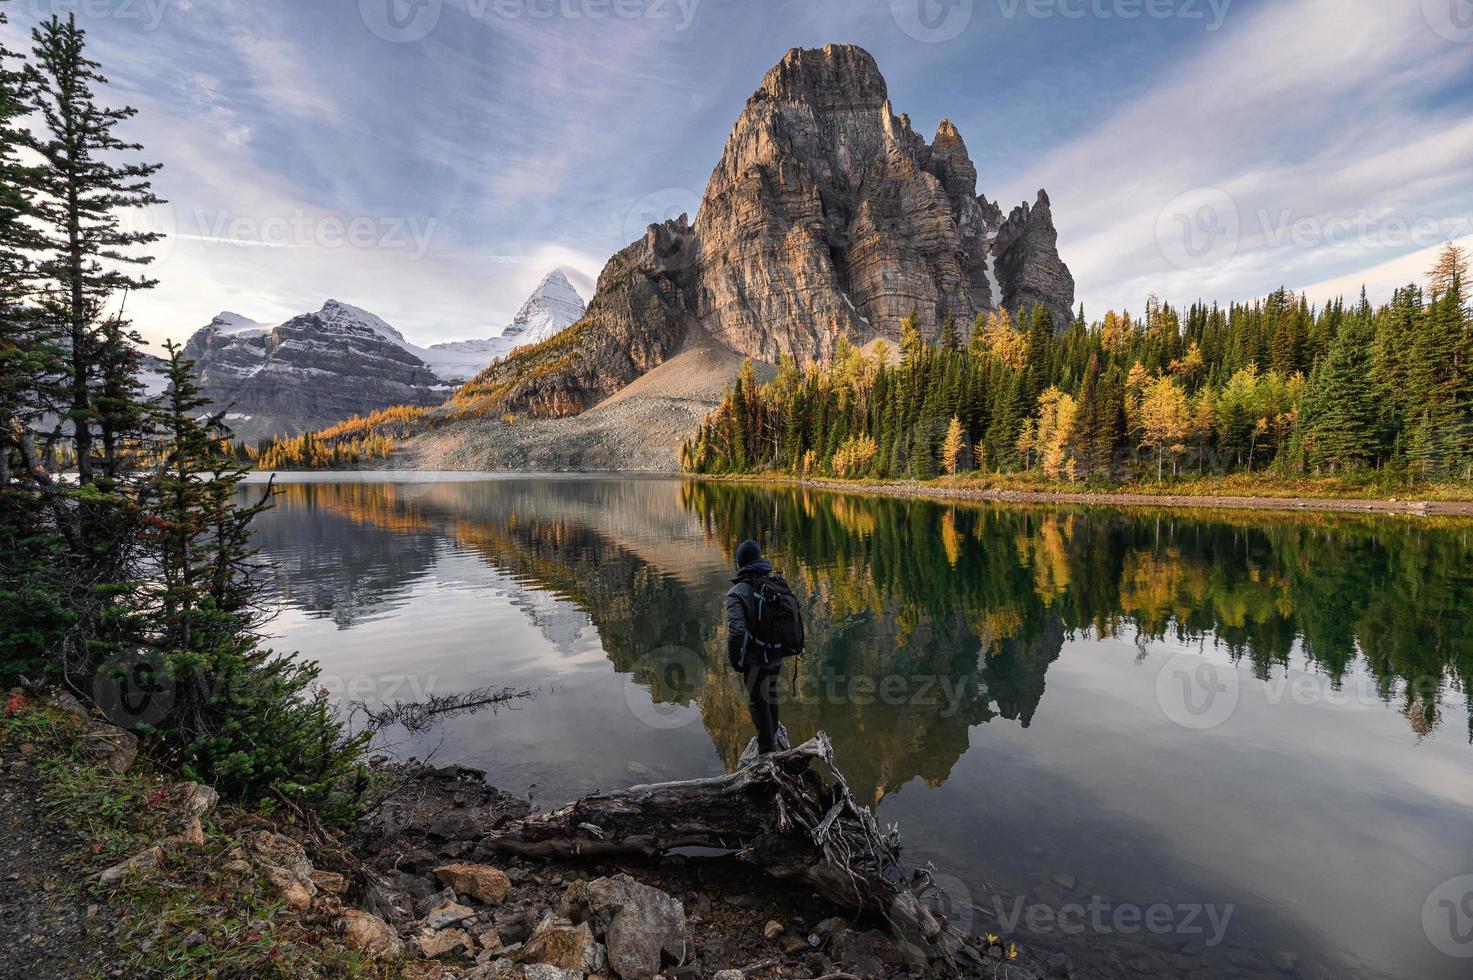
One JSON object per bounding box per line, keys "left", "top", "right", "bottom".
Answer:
{"left": 1139, "top": 375, "right": 1189, "bottom": 480}
{"left": 941, "top": 415, "right": 967, "bottom": 474}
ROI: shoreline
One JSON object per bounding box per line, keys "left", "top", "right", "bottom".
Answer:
{"left": 697, "top": 474, "right": 1473, "bottom": 516}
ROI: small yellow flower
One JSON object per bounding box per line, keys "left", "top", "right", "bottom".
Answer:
{"left": 1008, "top": 943, "right": 1018, "bottom": 960}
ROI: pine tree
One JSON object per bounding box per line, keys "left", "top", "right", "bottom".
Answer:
{"left": 26, "top": 14, "right": 163, "bottom": 486}
{"left": 1302, "top": 314, "right": 1380, "bottom": 472}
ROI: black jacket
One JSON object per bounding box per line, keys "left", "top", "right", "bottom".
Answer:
{"left": 725, "top": 560, "right": 774, "bottom": 671}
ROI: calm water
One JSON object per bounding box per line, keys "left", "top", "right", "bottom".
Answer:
{"left": 243, "top": 474, "right": 1473, "bottom": 980}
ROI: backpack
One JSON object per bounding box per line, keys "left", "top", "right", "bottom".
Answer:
{"left": 739, "top": 573, "right": 805, "bottom": 663}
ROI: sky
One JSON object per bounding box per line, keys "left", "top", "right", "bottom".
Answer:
{"left": 2, "top": 0, "right": 1470, "bottom": 349}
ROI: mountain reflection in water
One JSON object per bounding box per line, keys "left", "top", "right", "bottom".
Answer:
{"left": 245, "top": 475, "right": 1473, "bottom": 980}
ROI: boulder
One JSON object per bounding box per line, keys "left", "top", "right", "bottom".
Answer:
{"left": 522, "top": 966, "right": 584, "bottom": 980}
{"left": 337, "top": 909, "right": 404, "bottom": 957}
{"left": 515, "top": 913, "right": 605, "bottom": 974}
{"left": 420, "top": 900, "right": 477, "bottom": 931}
{"left": 246, "top": 831, "right": 314, "bottom": 878}
{"left": 174, "top": 781, "right": 220, "bottom": 819}
{"left": 562, "top": 874, "right": 687, "bottom": 980}
{"left": 435, "top": 863, "right": 512, "bottom": 905}
{"left": 79, "top": 721, "right": 138, "bottom": 773}
{"left": 263, "top": 864, "right": 317, "bottom": 912}
{"left": 96, "top": 845, "right": 164, "bottom": 885}
{"left": 831, "top": 928, "right": 905, "bottom": 975}
{"left": 310, "top": 869, "right": 350, "bottom": 895}
{"left": 417, "top": 926, "right": 472, "bottom": 958}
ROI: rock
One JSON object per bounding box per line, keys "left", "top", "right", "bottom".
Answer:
{"left": 562, "top": 873, "right": 688, "bottom": 980}
{"left": 421, "top": 901, "right": 477, "bottom": 931}
{"left": 337, "top": 909, "right": 404, "bottom": 957}
{"left": 712, "top": 971, "right": 744, "bottom": 980}
{"left": 79, "top": 721, "right": 138, "bottom": 774}
{"left": 48, "top": 690, "right": 90, "bottom": 719}
{"left": 521, "top": 966, "right": 583, "bottom": 980}
{"left": 177, "top": 815, "right": 206, "bottom": 848}
{"left": 762, "top": 920, "right": 783, "bottom": 941}
{"left": 310, "top": 869, "right": 350, "bottom": 895}
{"left": 830, "top": 928, "right": 904, "bottom": 974}
{"left": 435, "top": 863, "right": 512, "bottom": 905}
{"left": 174, "top": 781, "right": 220, "bottom": 819}
{"left": 515, "top": 913, "right": 604, "bottom": 974}
{"left": 263, "top": 864, "right": 317, "bottom": 912}
{"left": 222, "top": 859, "right": 253, "bottom": 874}
{"left": 96, "top": 845, "right": 164, "bottom": 885}
{"left": 417, "top": 926, "right": 472, "bottom": 959}
{"left": 246, "top": 831, "right": 313, "bottom": 879}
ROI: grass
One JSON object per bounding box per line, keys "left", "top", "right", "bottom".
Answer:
{"left": 0, "top": 697, "right": 412, "bottom": 979}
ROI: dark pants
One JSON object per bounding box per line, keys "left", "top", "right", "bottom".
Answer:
{"left": 744, "top": 662, "right": 782, "bottom": 753}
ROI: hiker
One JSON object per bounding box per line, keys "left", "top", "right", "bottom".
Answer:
{"left": 726, "top": 539, "right": 805, "bottom": 756}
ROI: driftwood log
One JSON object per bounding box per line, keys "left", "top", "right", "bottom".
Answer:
{"left": 476, "top": 733, "right": 1012, "bottom": 976}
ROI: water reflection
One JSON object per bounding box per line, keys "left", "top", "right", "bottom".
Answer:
{"left": 249, "top": 476, "right": 1473, "bottom": 980}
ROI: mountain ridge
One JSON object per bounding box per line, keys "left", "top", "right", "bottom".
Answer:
{"left": 165, "top": 271, "right": 585, "bottom": 441}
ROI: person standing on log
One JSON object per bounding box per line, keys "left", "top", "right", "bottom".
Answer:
{"left": 726, "top": 539, "right": 805, "bottom": 756}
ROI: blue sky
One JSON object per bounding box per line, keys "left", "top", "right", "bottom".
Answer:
{"left": 3, "top": 0, "right": 1471, "bottom": 348}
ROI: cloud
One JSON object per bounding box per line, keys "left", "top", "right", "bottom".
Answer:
{"left": 999, "top": 0, "right": 1473, "bottom": 313}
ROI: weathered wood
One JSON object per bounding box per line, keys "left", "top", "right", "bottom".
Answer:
{"left": 476, "top": 733, "right": 1001, "bottom": 975}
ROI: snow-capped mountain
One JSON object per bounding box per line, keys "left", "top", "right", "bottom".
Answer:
{"left": 170, "top": 270, "right": 586, "bottom": 442}
{"left": 417, "top": 269, "right": 586, "bottom": 381}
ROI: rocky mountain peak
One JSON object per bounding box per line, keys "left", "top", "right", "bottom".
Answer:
{"left": 754, "top": 43, "right": 888, "bottom": 112}
{"left": 459, "top": 44, "right": 1075, "bottom": 419}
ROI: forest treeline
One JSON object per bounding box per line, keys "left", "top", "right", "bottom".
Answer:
{"left": 681, "top": 246, "right": 1472, "bottom": 488}
{"left": 0, "top": 7, "right": 366, "bottom": 819}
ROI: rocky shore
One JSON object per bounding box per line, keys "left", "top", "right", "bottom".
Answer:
{"left": 0, "top": 690, "right": 1050, "bottom": 979}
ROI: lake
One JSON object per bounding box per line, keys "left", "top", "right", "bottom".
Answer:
{"left": 242, "top": 473, "right": 1473, "bottom": 980}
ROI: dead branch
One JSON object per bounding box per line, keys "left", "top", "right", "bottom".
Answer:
{"left": 477, "top": 733, "right": 990, "bottom": 975}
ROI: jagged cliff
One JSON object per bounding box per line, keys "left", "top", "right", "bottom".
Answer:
{"left": 458, "top": 43, "right": 1074, "bottom": 420}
